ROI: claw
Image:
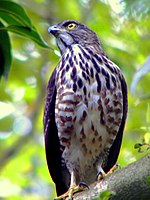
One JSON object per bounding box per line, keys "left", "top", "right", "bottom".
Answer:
{"left": 54, "top": 182, "right": 89, "bottom": 200}
{"left": 78, "top": 181, "right": 89, "bottom": 190}
{"left": 96, "top": 170, "right": 106, "bottom": 181}
{"left": 96, "top": 164, "right": 121, "bottom": 181}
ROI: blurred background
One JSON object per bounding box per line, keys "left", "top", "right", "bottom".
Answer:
{"left": 0, "top": 0, "right": 150, "bottom": 199}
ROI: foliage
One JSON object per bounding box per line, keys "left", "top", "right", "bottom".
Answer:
{"left": 0, "top": 0, "right": 49, "bottom": 79}
{"left": 95, "top": 189, "right": 115, "bottom": 200}
{"left": 147, "top": 176, "right": 150, "bottom": 186}
{"left": 0, "top": 0, "right": 150, "bottom": 199}
{"left": 134, "top": 137, "right": 150, "bottom": 153}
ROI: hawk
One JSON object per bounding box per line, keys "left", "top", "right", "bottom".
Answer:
{"left": 44, "top": 20, "right": 128, "bottom": 199}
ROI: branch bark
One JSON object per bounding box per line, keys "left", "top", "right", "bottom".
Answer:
{"left": 74, "top": 154, "right": 150, "bottom": 200}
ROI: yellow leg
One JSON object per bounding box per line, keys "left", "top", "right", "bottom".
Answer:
{"left": 54, "top": 171, "right": 89, "bottom": 200}
{"left": 107, "top": 164, "right": 120, "bottom": 174}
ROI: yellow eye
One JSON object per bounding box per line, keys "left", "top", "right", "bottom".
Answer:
{"left": 67, "top": 23, "right": 76, "bottom": 30}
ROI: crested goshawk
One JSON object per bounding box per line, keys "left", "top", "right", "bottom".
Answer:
{"left": 44, "top": 20, "right": 128, "bottom": 199}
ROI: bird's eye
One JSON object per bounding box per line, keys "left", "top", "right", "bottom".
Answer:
{"left": 67, "top": 23, "right": 76, "bottom": 30}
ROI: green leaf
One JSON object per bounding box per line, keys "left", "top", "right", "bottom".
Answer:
{"left": 1, "top": 25, "right": 49, "bottom": 48}
{"left": 146, "top": 176, "right": 150, "bottom": 186}
{"left": 134, "top": 143, "right": 142, "bottom": 149}
{"left": 0, "top": 1, "right": 51, "bottom": 50}
{"left": 0, "top": 0, "right": 32, "bottom": 27}
{"left": 0, "top": 11, "right": 21, "bottom": 26}
{"left": 98, "top": 190, "right": 115, "bottom": 200}
{"left": 0, "top": 21, "right": 12, "bottom": 79}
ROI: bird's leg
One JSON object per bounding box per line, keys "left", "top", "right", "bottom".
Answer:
{"left": 67, "top": 171, "right": 77, "bottom": 199}
{"left": 107, "top": 164, "right": 121, "bottom": 174}
{"left": 54, "top": 171, "right": 76, "bottom": 200}
{"left": 54, "top": 171, "right": 88, "bottom": 200}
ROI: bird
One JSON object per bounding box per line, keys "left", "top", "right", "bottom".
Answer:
{"left": 44, "top": 19, "right": 128, "bottom": 199}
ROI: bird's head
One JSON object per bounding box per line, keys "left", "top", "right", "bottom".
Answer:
{"left": 48, "top": 20, "right": 100, "bottom": 55}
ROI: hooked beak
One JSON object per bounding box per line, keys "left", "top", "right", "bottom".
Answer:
{"left": 48, "top": 25, "right": 63, "bottom": 37}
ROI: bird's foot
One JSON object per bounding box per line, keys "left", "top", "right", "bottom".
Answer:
{"left": 96, "top": 170, "right": 106, "bottom": 181}
{"left": 54, "top": 182, "right": 89, "bottom": 200}
{"left": 96, "top": 164, "right": 120, "bottom": 181}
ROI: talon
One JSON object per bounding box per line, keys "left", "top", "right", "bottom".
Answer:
{"left": 54, "top": 183, "right": 88, "bottom": 200}
{"left": 78, "top": 181, "right": 89, "bottom": 190}
{"left": 96, "top": 170, "right": 106, "bottom": 181}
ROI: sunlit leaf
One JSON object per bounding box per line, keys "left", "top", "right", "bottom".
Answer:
{"left": 146, "top": 104, "right": 150, "bottom": 123}
{"left": 0, "top": 21, "right": 12, "bottom": 79}
{"left": 0, "top": 102, "right": 15, "bottom": 119}
{"left": 0, "top": 0, "right": 32, "bottom": 27}
{"left": 144, "top": 132, "right": 150, "bottom": 144}
{"left": 1, "top": 25, "right": 49, "bottom": 48}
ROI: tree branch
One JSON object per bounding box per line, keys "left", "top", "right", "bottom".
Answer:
{"left": 74, "top": 154, "right": 150, "bottom": 200}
